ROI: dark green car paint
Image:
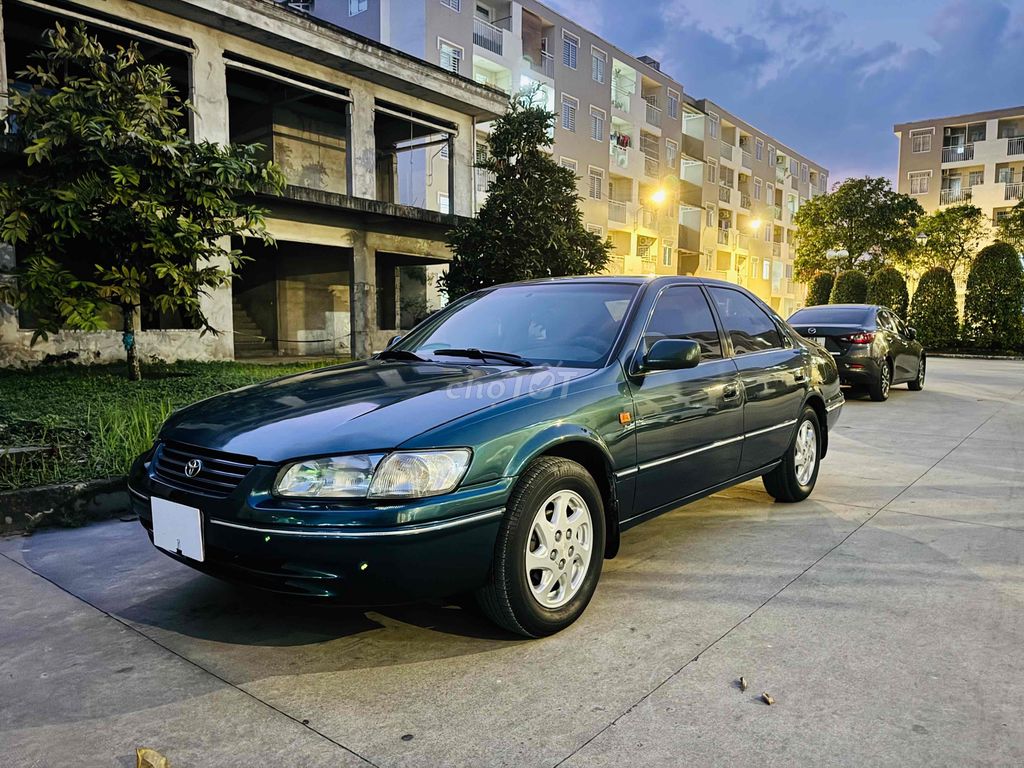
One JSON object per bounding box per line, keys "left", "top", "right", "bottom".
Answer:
{"left": 130, "top": 276, "right": 843, "bottom": 603}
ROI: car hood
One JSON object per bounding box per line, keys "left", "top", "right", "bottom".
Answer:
{"left": 158, "top": 360, "right": 591, "bottom": 462}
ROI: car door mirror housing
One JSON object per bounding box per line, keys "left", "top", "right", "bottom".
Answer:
{"left": 643, "top": 339, "right": 701, "bottom": 371}
{"left": 906, "top": 327, "right": 917, "bottom": 341}
{"left": 386, "top": 334, "right": 404, "bottom": 348}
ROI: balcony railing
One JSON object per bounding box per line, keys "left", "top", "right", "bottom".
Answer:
{"left": 718, "top": 185, "right": 732, "bottom": 204}
{"left": 942, "top": 144, "right": 974, "bottom": 163}
{"left": 473, "top": 17, "right": 503, "bottom": 55}
{"left": 740, "top": 192, "right": 751, "bottom": 209}
{"left": 717, "top": 228, "right": 731, "bottom": 245}
{"left": 775, "top": 166, "right": 785, "bottom": 183}
{"left": 772, "top": 242, "right": 782, "bottom": 259}
{"left": 610, "top": 144, "right": 629, "bottom": 169}
{"left": 644, "top": 99, "right": 662, "bottom": 128}
{"left": 608, "top": 200, "right": 629, "bottom": 222}
{"left": 772, "top": 204, "right": 782, "bottom": 220}
{"left": 475, "top": 168, "right": 495, "bottom": 193}
{"left": 1006, "top": 182, "right": 1024, "bottom": 201}
{"left": 644, "top": 155, "right": 660, "bottom": 177}
{"left": 611, "top": 84, "right": 630, "bottom": 112}
{"left": 527, "top": 51, "right": 554, "bottom": 78}
{"left": 940, "top": 187, "right": 972, "bottom": 205}
{"left": 720, "top": 143, "right": 733, "bottom": 161}
{"left": 1009, "top": 136, "right": 1024, "bottom": 156}
{"left": 741, "top": 150, "right": 752, "bottom": 169}
{"left": 641, "top": 207, "right": 656, "bottom": 228}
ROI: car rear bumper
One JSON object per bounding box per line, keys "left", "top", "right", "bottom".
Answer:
{"left": 833, "top": 351, "right": 881, "bottom": 385}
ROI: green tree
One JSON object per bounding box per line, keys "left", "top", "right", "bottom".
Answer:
{"left": 440, "top": 91, "right": 610, "bottom": 300}
{"left": 963, "top": 241, "right": 1024, "bottom": 350}
{"left": 995, "top": 200, "right": 1024, "bottom": 253}
{"left": 806, "top": 272, "right": 834, "bottom": 306}
{"left": 0, "top": 24, "right": 284, "bottom": 380}
{"left": 866, "top": 266, "right": 909, "bottom": 318}
{"left": 794, "top": 177, "right": 924, "bottom": 281}
{"left": 829, "top": 270, "right": 868, "bottom": 304}
{"left": 908, "top": 267, "right": 958, "bottom": 349}
{"left": 914, "top": 204, "right": 988, "bottom": 276}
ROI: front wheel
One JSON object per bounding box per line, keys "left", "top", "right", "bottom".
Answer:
{"left": 763, "top": 406, "right": 821, "bottom": 503}
{"left": 476, "top": 456, "right": 605, "bottom": 637}
{"left": 908, "top": 356, "right": 925, "bottom": 391}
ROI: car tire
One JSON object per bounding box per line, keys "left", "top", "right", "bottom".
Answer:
{"left": 908, "top": 355, "right": 925, "bottom": 391}
{"left": 868, "top": 359, "right": 892, "bottom": 402}
{"left": 476, "top": 456, "right": 605, "bottom": 638}
{"left": 763, "top": 406, "right": 821, "bottom": 503}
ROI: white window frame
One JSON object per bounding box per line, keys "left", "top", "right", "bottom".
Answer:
{"left": 586, "top": 223, "right": 604, "bottom": 237}
{"left": 762, "top": 259, "right": 771, "bottom": 280}
{"left": 764, "top": 223, "right": 772, "bottom": 242}
{"left": 591, "top": 46, "right": 607, "bottom": 84}
{"left": 909, "top": 170, "right": 932, "bottom": 195}
{"left": 753, "top": 177, "right": 762, "bottom": 201}
{"left": 562, "top": 30, "right": 580, "bottom": 70}
{"left": 559, "top": 156, "right": 579, "bottom": 174}
{"left": 561, "top": 93, "right": 579, "bottom": 132}
{"left": 588, "top": 165, "right": 604, "bottom": 200}
{"left": 801, "top": 162, "right": 809, "bottom": 183}
{"left": 349, "top": 0, "right": 368, "bottom": 15}
{"left": 437, "top": 192, "right": 451, "bottom": 214}
{"left": 590, "top": 105, "right": 606, "bottom": 142}
{"left": 662, "top": 242, "right": 674, "bottom": 267}
{"left": 667, "top": 88, "right": 680, "bottom": 120}
{"left": 666, "top": 138, "right": 678, "bottom": 169}
{"left": 707, "top": 111, "right": 720, "bottom": 139}
{"left": 910, "top": 128, "right": 934, "bottom": 153}
{"left": 440, "top": 0, "right": 461, "bottom": 10}
{"left": 968, "top": 170, "right": 984, "bottom": 187}
{"left": 705, "top": 204, "right": 716, "bottom": 228}
{"left": 437, "top": 38, "right": 463, "bottom": 74}
{"left": 706, "top": 157, "right": 718, "bottom": 184}
{"left": 767, "top": 144, "right": 776, "bottom": 167}
{"left": 755, "top": 137, "right": 764, "bottom": 162}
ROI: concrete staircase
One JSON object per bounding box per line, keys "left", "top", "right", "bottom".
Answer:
{"left": 232, "top": 300, "right": 274, "bottom": 357}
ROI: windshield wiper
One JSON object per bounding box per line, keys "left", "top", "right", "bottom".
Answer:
{"left": 376, "top": 348, "right": 428, "bottom": 362}
{"left": 433, "top": 348, "right": 534, "bottom": 367}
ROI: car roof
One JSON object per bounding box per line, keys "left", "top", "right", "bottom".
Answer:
{"left": 487, "top": 275, "right": 743, "bottom": 289}
{"left": 794, "top": 303, "right": 878, "bottom": 311}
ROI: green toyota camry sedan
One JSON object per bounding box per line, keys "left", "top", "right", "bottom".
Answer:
{"left": 130, "top": 276, "right": 844, "bottom": 637}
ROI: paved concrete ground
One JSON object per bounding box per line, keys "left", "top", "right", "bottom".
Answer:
{"left": 1, "top": 358, "right": 1022, "bottom": 767}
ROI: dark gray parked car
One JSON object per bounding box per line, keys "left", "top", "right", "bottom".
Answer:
{"left": 788, "top": 304, "right": 925, "bottom": 401}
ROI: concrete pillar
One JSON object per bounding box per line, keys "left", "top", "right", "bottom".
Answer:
{"left": 452, "top": 120, "right": 475, "bottom": 216}
{"left": 190, "top": 31, "right": 233, "bottom": 358}
{"left": 0, "top": 244, "right": 17, "bottom": 345}
{"left": 351, "top": 231, "right": 377, "bottom": 359}
{"left": 348, "top": 82, "right": 377, "bottom": 201}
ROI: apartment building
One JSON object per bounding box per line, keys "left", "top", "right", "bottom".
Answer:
{"left": 894, "top": 105, "right": 1024, "bottom": 230}
{"left": 0, "top": 0, "right": 504, "bottom": 365}
{"left": 298, "top": 0, "right": 828, "bottom": 314}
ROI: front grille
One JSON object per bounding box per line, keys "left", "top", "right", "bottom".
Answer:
{"left": 152, "top": 441, "right": 257, "bottom": 498}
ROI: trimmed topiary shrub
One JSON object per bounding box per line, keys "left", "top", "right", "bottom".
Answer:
{"left": 908, "top": 267, "right": 958, "bottom": 349}
{"left": 963, "top": 241, "right": 1024, "bottom": 350}
{"left": 866, "top": 266, "right": 910, "bottom": 318}
{"left": 806, "top": 272, "right": 834, "bottom": 306}
{"left": 829, "top": 270, "right": 868, "bottom": 304}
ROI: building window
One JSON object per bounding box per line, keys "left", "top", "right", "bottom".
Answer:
{"left": 440, "top": 0, "right": 461, "bottom": 10}
{"left": 662, "top": 243, "right": 674, "bottom": 267}
{"left": 348, "top": 0, "right": 367, "bottom": 14}
{"left": 766, "top": 182, "right": 774, "bottom": 202}
{"left": 590, "top": 106, "right": 606, "bottom": 142}
{"left": 790, "top": 158, "right": 799, "bottom": 177}
{"left": 592, "top": 47, "right": 606, "bottom": 83}
{"left": 667, "top": 89, "right": 679, "bottom": 120}
{"left": 706, "top": 157, "right": 718, "bottom": 184}
{"left": 707, "top": 111, "right": 719, "bottom": 139}
{"left": 762, "top": 260, "right": 771, "bottom": 280}
{"left": 438, "top": 192, "right": 450, "bottom": 214}
{"left": 586, "top": 223, "right": 604, "bottom": 237}
{"left": 764, "top": 223, "right": 772, "bottom": 242}
{"left": 561, "top": 94, "right": 578, "bottom": 132}
{"left": 910, "top": 129, "right": 933, "bottom": 153}
{"left": 819, "top": 174, "right": 828, "bottom": 193}
{"left": 559, "top": 156, "right": 578, "bottom": 174}
{"left": 705, "top": 204, "right": 716, "bottom": 228}
{"left": 754, "top": 177, "right": 762, "bottom": 200}
{"left": 588, "top": 166, "right": 604, "bottom": 200}
{"left": 755, "top": 137, "right": 764, "bottom": 161}
{"left": 968, "top": 170, "right": 984, "bottom": 187}
{"left": 801, "top": 163, "right": 809, "bottom": 183}
{"left": 666, "top": 139, "right": 678, "bottom": 169}
{"left": 997, "top": 167, "right": 1014, "bottom": 183}
{"left": 909, "top": 171, "right": 931, "bottom": 195}
{"left": 767, "top": 144, "right": 776, "bottom": 167}
{"left": 438, "top": 39, "right": 462, "bottom": 74}
{"left": 785, "top": 264, "right": 794, "bottom": 279}
{"left": 562, "top": 31, "right": 579, "bottom": 69}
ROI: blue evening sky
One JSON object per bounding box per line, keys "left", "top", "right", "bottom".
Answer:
{"left": 545, "top": 0, "right": 1024, "bottom": 183}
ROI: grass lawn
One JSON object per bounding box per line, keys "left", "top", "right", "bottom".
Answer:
{"left": 0, "top": 360, "right": 339, "bottom": 491}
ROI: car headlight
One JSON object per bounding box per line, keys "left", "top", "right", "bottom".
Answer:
{"left": 274, "top": 454, "right": 384, "bottom": 498}
{"left": 368, "top": 450, "right": 472, "bottom": 499}
{"left": 273, "top": 449, "right": 471, "bottom": 500}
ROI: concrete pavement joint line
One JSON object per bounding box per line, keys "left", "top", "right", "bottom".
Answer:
{"left": 888, "top": 508, "right": 1024, "bottom": 533}
{"left": 552, "top": 382, "right": 1024, "bottom": 768}
{"left": 0, "top": 549, "right": 382, "bottom": 768}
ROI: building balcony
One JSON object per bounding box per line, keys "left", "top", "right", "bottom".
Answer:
{"left": 718, "top": 185, "right": 732, "bottom": 204}
{"left": 942, "top": 144, "right": 974, "bottom": 163}
{"left": 717, "top": 228, "right": 731, "bottom": 246}
{"left": 1009, "top": 136, "right": 1024, "bottom": 156}
{"left": 611, "top": 84, "right": 631, "bottom": 112}
{"left": 772, "top": 242, "right": 782, "bottom": 259}
{"left": 608, "top": 199, "right": 629, "bottom": 223}
{"left": 525, "top": 51, "right": 554, "bottom": 78}
{"left": 772, "top": 204, "right": 782, "bottom": 220}
{"left": 940, "top": 187, "right": 972, "bottom": 205}
{"left": 1006, "top": 182, "right": 1024, "bottom": 201}
{"left": 475, "top": 167, "right": 495, "bottom": 193}
{"left": 473, "top": 17, "right": 504, "bottom": 55}
{"left": 644, "top": 97, "right": 662, "bottom": 128}
{"left": 720, "top": 143, "right": 733, "bottom": 161}
{"left": 643, "top": 155, "right": 660, "bottom": 177}
{"left": 775, "top": 166, "right": 785, "bottom": 183}
{"left": 740, "top": 192, "right": 751, "bottom": 209}
{"left": 741, "top": 150, "right": 752, "bottom": 169}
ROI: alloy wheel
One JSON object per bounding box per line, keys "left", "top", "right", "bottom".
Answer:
{"left": 918, "top": 359, "right": 926, "bottom": 386}
{"left": 525, "top": 490, "right": 594, "bottom": 610}
{"left": 793, "top": 419, "right": 818, "bottom": 486}
{"left": 881, "top": 363, "right": 891, "bottom": 397}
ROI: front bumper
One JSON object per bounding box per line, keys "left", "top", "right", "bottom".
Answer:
{"left": 130, "top": 455, "right": 510, "bottom": 604}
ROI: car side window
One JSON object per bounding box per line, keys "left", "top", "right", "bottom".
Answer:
{"left": 708, "top": 287, "right": 783, "bottom": 355}
{"left": 876, "top": 310, "right": 894, "bottom": 332}
{"left": 644, "top": 286, "right": 723, "bottom": 360}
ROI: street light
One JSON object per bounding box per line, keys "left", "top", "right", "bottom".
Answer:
{"left": 916, "top": 232, "right": 929, "bottom": 247}
{"left": 825, "top": 248, "right": 849, "bottom": 276}
{"left": 649, "top": 187, "right": 668, "bottom": 206}
{"left": 750, "top": 218, "right": 763, "bottom": 232}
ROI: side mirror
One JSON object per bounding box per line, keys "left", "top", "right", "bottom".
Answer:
{"left": 386, "top": 334, "right": 404, "bottom": 348}
{"left": 906, "top": 327, "right": 917, "bottom": 341}
{"left": 643, "top": 339, "right": 701, "bottom": 371}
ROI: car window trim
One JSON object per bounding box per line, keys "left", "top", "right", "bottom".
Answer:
{"left": 627, "top": 282, "right": 729, "bottom": 375}
{"left": 706, "top": 285, "right": 786, "bottom": 357}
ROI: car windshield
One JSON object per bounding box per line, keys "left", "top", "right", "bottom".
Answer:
{"left": 789, "top": 307, "right": 873, "bottom": 325}
{"left": 394, "top": 283, "right": 639, "bottom": 367}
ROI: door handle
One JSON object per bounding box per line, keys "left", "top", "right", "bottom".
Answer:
{"left": 723, "top": 384, "right": 740, "bottom": 400}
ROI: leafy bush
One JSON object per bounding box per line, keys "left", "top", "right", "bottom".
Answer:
{"left": 806, "top": 272, "right": 834, "bottom": 306}
{"left": 963, "top": 241, "right": 1024, "bottom": 350}
{"left": 866, "top": 266, "right": 910, "bottom": 318}
{"left": 829, "top": 270, "right": 868, "bottom": 304}
{"left": 908, "top": 267, "right": 958, "bottom": 349}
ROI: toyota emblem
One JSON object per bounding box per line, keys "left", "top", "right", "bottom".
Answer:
{"left": 184, "top": 458, "right": 203, "bottom": 478}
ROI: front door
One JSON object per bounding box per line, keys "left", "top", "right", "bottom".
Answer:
{"left": 629, "top": 285, "right": 744, "bottom": 513}
{"left": 707, "top": 286, "right": 807, "bottom": 473}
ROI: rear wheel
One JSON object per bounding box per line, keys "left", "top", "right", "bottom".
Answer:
{"left": 763, "top": 406, "right": 821, "bottom": 503}
{"left": 476, "top": 456, "right": 605, "bottom": 637}
{"left": 908, "top": 356, "right": 926, "bottom": 391}
{"left": 868, "top": 359, "right": 892, "bottom": 402}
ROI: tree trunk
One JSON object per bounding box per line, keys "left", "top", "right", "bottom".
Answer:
{"left": 122, "top": 303, "right": 141, "bottom": 381}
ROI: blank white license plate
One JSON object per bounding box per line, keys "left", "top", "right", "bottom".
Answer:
{"left": 152, "top": 497, "right": 205, "bottom": 562}
{"left": 814, "top": 337, "right": 826, "bottom": 346}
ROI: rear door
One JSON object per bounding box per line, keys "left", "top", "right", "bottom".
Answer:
{"left": 628, "top": 285, "right": 743, "bottom": 513}
{"left": 883, "top": 310, "right": 917, "bottom": 381}
{"left": 708, "top": 287, "right": 807, "bottom": 474}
